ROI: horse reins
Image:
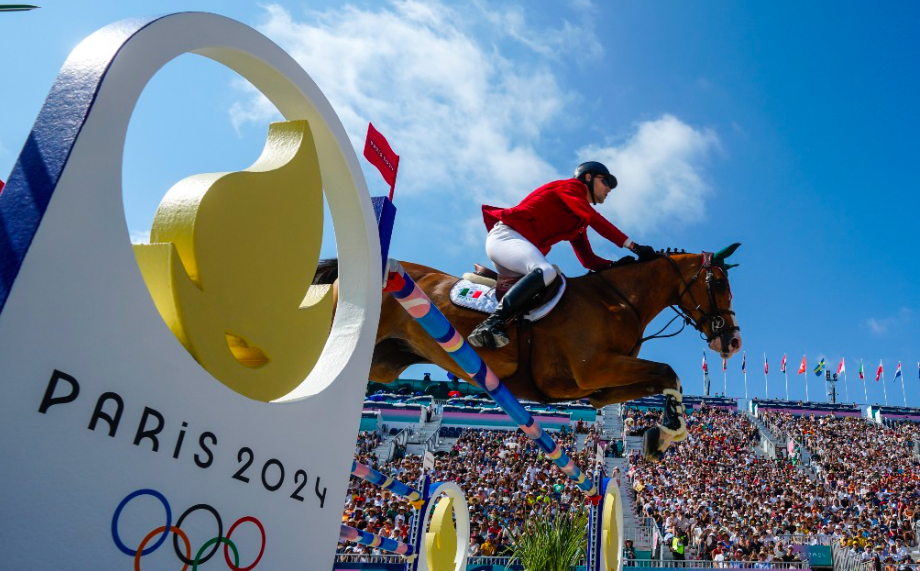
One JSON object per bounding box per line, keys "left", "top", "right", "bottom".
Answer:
{"left": 597, "top": 252, "right": 739, "bottom": 355}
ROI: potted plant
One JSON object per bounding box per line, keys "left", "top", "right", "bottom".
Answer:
{"left": 508, "top": 506, "right": 588, "bottom": 571}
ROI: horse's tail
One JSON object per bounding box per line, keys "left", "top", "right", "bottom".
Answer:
{"left": 313, "top": 258, "right": 339, "bottom": 284}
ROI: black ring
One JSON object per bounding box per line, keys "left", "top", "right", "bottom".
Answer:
{"left": 173, "top": 503, "right": 223, "bottom": 565}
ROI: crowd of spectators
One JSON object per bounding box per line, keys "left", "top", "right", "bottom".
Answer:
{"left": 339, "top": 426, "right": 603, "bottom": 558}
{"left": 341, "top": 403, "right": 920, "bottom": 567}
{"left": 627, "top": 405, "right": 920, "bottom": 566}
{"left": 759, "top": 411, "right": 920, "bottom": 565}
{"left": 623, "top": 406, "right": 663, "bottom": 436}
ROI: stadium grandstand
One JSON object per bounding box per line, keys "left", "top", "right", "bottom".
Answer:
{"left": 337, "top": 383, "right": 920, "bottom": 571}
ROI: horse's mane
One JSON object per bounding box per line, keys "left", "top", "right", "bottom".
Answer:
{"left": 593, "top": 248, "right": 691, "bottom": 274}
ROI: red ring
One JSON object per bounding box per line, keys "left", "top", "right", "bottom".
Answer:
{"left": 223, "top": 516, "right": 265, "bottom": 571}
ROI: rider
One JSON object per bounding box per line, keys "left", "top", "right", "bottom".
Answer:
{"left": 468, "top": 161, "right": 657, "bottom": 349}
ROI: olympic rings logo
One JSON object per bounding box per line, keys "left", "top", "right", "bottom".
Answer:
{"left": 111, "top": 489, "right": 266, "bottom": 570}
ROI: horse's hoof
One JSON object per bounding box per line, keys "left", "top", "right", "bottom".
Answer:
{"left": 660, "top": 390, "right": 687, "bottom": 441}
{"left": 642, "top": 427, "right": 664, "bottom": 462}
{"left": 660, "top": 417, "right": 688, "bottom": 442}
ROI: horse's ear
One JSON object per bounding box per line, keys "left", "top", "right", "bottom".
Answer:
{"left": 713, "top": 243, "right": 741, "bottom": 262}
{"left": 723, "top": 263, "right": 739, "bottom": 270}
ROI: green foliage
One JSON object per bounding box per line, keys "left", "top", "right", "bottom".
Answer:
{"left": 507, "top": 506, "right": 588, "bottom": 571}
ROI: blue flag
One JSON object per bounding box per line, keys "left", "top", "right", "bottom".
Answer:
{"left": 813, "top": 358, "right": 826, "bottom": 376}
{"left": 742, "top": 352, "right": 746, "bottom": 373}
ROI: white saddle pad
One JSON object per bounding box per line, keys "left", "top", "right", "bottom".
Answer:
{"left": 449, "top": 275, "right": 566, "bottom": 322}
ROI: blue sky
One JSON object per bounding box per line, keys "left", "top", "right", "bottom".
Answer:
{"left": 1, "top": 1, "right": 917, "bottom": 407}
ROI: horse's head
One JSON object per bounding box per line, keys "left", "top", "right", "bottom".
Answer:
{"left": 671, "top": 244, "right": 743, "bottom": 359}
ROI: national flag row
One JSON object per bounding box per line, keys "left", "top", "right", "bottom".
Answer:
{"left": 701, "top": 352, "right": 918, "bottom": 381}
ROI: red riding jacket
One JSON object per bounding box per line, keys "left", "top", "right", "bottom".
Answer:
{"left": 481, "top": 179, "right": 630, "bottom": 271}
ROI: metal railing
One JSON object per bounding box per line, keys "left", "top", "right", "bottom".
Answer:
{"left": 333, "top": 553, "right": 406, "bottom": 564}
{"left": 382, "top": 426, "right": 413, "bottom": 461}
{"left": 833, "top": 543, "right": 872, "bottom": 571}
{"left": 624, "top": 517, "right": 658, "bottom": 548}
{"left": 421, "top": 419, "right": 441, "bottom": 453}
{"left": 467, "top": 555, "right": 587, "bottom": 567}
{"left": 774, "top": 533, "right": 834, "bottom": 546}
{"left": 626, "top": 560, "right": 810, "bottom": 569}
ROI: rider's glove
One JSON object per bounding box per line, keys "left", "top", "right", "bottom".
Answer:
{"left": 632, "top": 244, "right": 657, "bottom": 261}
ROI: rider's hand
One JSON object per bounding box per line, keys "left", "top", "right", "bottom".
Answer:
{"left": 632, "top": 244, "right": 657, "bottom": 261}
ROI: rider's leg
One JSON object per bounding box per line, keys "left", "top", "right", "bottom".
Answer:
{"left": 485, "top": 223, "right": 557, "bottom": 286}
{"left": 468, "top": 269, "right": 547, "bottom": 349}
{"left": 468, "top": 224, "right": 556, "bottom": 349}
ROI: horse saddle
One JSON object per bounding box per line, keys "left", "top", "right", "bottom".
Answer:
{"left": 448, "top": 264, "right": 566, "bottom": 322}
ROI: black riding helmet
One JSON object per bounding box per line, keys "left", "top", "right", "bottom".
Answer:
{"left": 574, "top": 161, "right": 617, "bottom": 205}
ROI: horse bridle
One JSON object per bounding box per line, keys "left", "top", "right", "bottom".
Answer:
{"left": 597, "top": 252, "right": 740, "bottom": 355}
{"left": 665, "top": 251, "right": 740, "bottom": 352}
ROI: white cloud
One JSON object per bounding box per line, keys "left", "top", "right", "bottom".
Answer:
{"left": 579, "top": 115, "right": 720, "bottom": 236}
{"left": 129, "top": 229, "right": 150, "bottom": 245}
{"left": 231, "top": 3, "right": 719, "bottom": 247}
{"left": 233, "top": 1, "right": 577, "bottom": 205}
{"left": 866, "top": 307, "right": 913, "bottom": 335}
{"left": 472, "top": 2, "right": 603, "bottom": 62}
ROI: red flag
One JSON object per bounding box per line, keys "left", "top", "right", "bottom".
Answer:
{"left": 0, "top": 179, "right": 5, "bottom": 193}
{"left": 702, "top": 352, "right": 708, "bottom": 373}
{"left": 837, "top": 358, "right": 846, "bottom": 376}
{"left": 363, "top": 123, "right": 400, "bottom": 199}
{"left": 781, "top": 354, "right": 787, "bottom": 374}
{"left": 722, "top": 358, "right": 726, "bottom": 371}
{"left": 764, "top": 355, "right": 769, "bottom": 375}
{"left": 876, "top": 360, "right": 883, "bottom": 382}
{"left": 797, "top": 355, "right": 807, "bottom": 375}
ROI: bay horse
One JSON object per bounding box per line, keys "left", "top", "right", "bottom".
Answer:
{"left": 316, "top": 245, "right": 742, "bottom": 460}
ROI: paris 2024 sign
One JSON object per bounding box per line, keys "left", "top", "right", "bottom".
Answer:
{"left": 0, "top": 12, "right": 381, "bottom": 570}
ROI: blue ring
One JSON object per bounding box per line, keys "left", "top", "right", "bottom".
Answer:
{"left": 111, "top": 489, "right": 172, "bottom": 556}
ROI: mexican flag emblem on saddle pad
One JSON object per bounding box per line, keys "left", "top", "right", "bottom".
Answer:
{"left": 448, "top": 275, "right": 566, "bottom": 322}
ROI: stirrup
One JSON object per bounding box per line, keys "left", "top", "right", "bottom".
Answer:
{"left": 468, "top": 319, "right": 509, "bottom": 350}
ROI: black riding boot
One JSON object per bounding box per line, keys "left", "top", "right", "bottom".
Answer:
{"left": 468, "top": 269, "right": 548, "bottom": 349}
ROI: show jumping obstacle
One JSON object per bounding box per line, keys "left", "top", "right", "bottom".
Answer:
{"left": 350, "top": 460, "right": 423, "bottom": 504}
{"left": 383, "top": 257, "right": 600, "bottom": 500}
{"left": 338, "top": 459, "right": 470, "bottom": 571}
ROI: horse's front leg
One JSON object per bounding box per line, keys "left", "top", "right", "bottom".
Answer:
{"left": 572, "top": 355, "right": 687, "bottom": 462}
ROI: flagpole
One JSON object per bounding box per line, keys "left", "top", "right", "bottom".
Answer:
{"left": 882, "top": 371, "right": 888, "bottom": 406}
{"left": 744, "top": 369, "right": 748, "bottom": 402}
{"left": 805, "top": 371, "right": 810, "bottom": 403}
{"left": 843, "top": 369, "right": 851, "bottom": 404}
{"left": 764, "top": 352, "right": 769, "bottom": 399}
{"left": 784, "top": 370, "right": 789, "bottom": 402}
{"left": 843, "top": 369, "right": 850, "bottom": 403}
{"left": 901, "top": 366, "right": 907, "bottom": 407}
{"left": 703, "top": 350, "right": 709, "bottom": 397}
{"left": 861, "top": 359, "right": 868, "bottom": 404}
{"left": 723, "top": 360, "right": 727, "bottom": 397}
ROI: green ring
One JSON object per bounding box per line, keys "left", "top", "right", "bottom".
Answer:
{"left": 193, "top": 537, "right": 239, "bottom": 570}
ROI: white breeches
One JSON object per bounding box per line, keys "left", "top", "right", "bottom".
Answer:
{"left": 485, "top": 223, "right": 557, "bottom": 287}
